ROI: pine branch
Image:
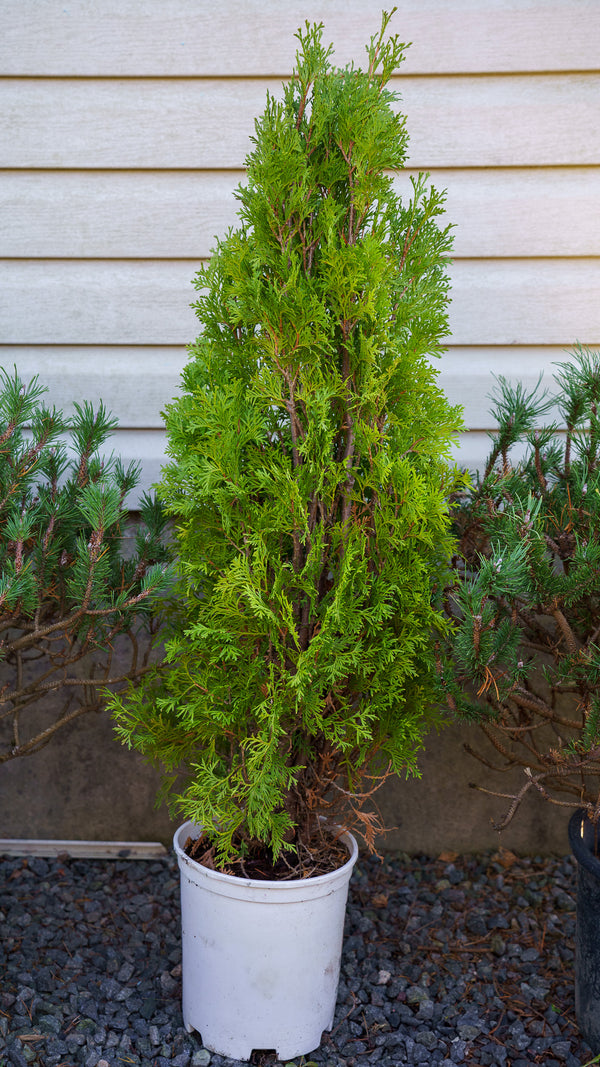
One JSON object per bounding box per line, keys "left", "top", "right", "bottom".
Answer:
{"left": 444, "top": 344, "right": 600, "bottom": 824}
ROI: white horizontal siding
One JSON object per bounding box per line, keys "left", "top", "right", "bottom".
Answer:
{"left": 2, "top": 75, "right": 598, "bottom": 170}
{"left": 3, "top": 168, "right": 599, "bottom": 259}
{"left": 0, "top": 261, "right": 200, "bottom": 345}
{"left": 2, "top": 259, "right": 598, "bottom": 347}
{"left": 1, "top": 1, "right": 599, "bottom": 492}
{"left": 1, "top": 347, "right": 187, "bottom": 426}
{"left": 2, "top": 0, "right": 598, "bottom": 75}
{"left": 449, "top": 260, "right": 600, "bottom": 346}
{"left": 451, "top": 432, "right": 498, "bottom": 476}
{"left": 98, "top": 428, "right": 168, "bottom": 497}
{"left": 3, "top": 345, "right": 573, "bottom": 429}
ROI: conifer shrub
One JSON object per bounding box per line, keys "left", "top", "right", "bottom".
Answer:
{"left": 440, "top": 345, "right": 600, "bottom": 828}
{"left": 111, "top": 12, "right": 464, "bottom": 870}
{"left": 0, "top": 368, "right": 172, "bottom": 763}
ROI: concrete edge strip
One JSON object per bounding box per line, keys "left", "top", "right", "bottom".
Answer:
{"left": 0, "top": 839, "right": 168, "bottom": 859}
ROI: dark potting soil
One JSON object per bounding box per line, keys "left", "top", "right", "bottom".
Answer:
{"left": 0, "top": 846, "right": 595, "bottom": 1067}
{"left": 184, "top": 832, "right": 350, "bottom": 880}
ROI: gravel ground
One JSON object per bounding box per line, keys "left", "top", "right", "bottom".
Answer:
{"left": 1, "top": 846, "right": 596, "bottom": 1067}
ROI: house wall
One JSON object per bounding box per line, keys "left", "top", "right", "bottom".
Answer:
{"left": 1, "top": 0, "right": 599, "bottom": 850}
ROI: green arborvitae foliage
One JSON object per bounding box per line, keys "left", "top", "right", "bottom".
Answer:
{"left": 440, "top": 344, "right": 600, "bottom": 828}
{"left": 0, "top": 367, "right": 173, "bottom": 762}
{"left": 111, "top": 11, "right": 464, "bottom": 865}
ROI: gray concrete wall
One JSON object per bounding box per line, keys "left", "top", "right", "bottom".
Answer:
{"left": 375, "top": 723, "right": 569, "bottom": 856}
{"left": 0, "top": 709, "right": 570, "bottom": 856}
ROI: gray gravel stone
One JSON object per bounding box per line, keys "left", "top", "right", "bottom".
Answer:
{"left": 191, "top": 1052, "right": 211, "bottom": 1067}
{"left": 38, "top": 1013, "right": 61, "bottom": 1034}
{"left": 450, "top": 1038, "right": 468, "bottom": 1061}
{"left": 417, "top": 998, "right": 435, "bottom": 1020}
{"left": 412, "top": 1044, "right": 431, "bottom": 1063}
{"left": 416, "top": 1028, "right": 438, "bottom": 1050}
{"left": 8, "top": 1045, "right": 30, "bottom": 1067}
{"left": 0, "top": 849, "right": 594, "bottom": 1067}
{"left": 406, "top": 985, "right": 430, "bottom": 1004}
{"left": 465, "top": 912, "right": 488, "bottom": 936}
{"left": 457, "top": 1023, "right": 482, "bottom": 1041}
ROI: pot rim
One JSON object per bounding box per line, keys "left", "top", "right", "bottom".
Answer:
{"left": 173, "top": 818, "right": 359, "bottom": 890}
{"left": 568, "top": 807, "right": 600, "bottom": 878}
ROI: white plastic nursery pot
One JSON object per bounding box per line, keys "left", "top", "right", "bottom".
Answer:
{"left": 173, "top": 820, "right": 359, "bottom": 1061}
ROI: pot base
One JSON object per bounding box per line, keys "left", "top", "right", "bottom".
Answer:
{"left": 183, "top": 1022, "right": 330, "bottom": 1062}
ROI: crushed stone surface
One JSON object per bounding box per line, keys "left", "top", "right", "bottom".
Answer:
{"left": 0, "top": 848, "right": 595, "bottom": 1066}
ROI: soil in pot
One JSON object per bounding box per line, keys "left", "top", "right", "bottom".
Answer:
{"left": 184, "top": 829, "right": 351, "bottom": 880}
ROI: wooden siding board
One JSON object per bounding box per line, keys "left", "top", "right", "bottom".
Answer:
{"left": 0, "top": 260, "right": 201, "bottom": 345}
{"left": 1, "top": 345, "right": 572, "bottom": 430}
{"left": 0, "top": 347, "right": 188, "bottom": 426}
{"left": 452, "top": 432, "right": 506, "bottom": 475}
{"left": 2, "top": 76, "right": 598, "bottom": 169}
{"left": 2, "top": 0, "right": 599, "bottom": 76}
{"left": 2, "top": 260, "right": 598, "bottom": 347}
{"left": 98, "top": 428, "right": 167, "bottom": 499}
{"left": 2, "top": 4, "right": 597, "bottom": 483}
{"left": 3, "top": 168, "right": 599, "bottom": 259}
{"left": 449, "top": 260, "right": 600, "bottom": 346}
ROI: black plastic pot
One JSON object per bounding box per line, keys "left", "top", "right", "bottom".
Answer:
{"left": 568, "top": 808, "right": 600, "bottom": 1053}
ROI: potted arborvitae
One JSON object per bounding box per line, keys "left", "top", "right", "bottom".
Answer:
{"left": 111, "top": 11, "right": 464, "bottom": 1060}
{"left": 438, "top": 344, "right": 600, "bottom": 1053}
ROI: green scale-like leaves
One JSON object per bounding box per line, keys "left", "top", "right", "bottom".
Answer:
{"left": 111, "top": 11, "right": 464, "bottom": 861}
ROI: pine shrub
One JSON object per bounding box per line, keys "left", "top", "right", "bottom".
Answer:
{"left": 111, "top": 12, "right": 464, "bottom": 867}
{"left": 0, "top": 368, "right": 172, "bottom": 763}
{"left": 440, "top": 345, "right": 600, "bottom": 827}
